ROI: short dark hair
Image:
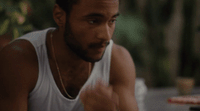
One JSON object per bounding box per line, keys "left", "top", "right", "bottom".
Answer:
{"left": 56, "top": 0, "right": 80, "bottom": 14}
{"left": 56, "top": 0, "right": 120, "bottom": 14}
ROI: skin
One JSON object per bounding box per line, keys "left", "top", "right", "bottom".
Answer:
{"left": 0, "top": 0, "right": 138, "bottom": 110}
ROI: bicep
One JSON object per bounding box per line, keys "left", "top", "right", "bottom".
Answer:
{"left": 110, "top": 44, "right": 138, "bottom": 111}
{"left": 0, "top": 57, "right": 29, "bottom": 111}
{"left": 0, "top": 41, "right": 38, "bottom": 111}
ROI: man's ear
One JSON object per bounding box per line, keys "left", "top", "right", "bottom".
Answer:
{"left": 53, "top": 4, "right": 66, "bottom": 28}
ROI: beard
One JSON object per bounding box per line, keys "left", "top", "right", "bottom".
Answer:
{"left": 63, "top": 21, "right": 109, "bottom": 62}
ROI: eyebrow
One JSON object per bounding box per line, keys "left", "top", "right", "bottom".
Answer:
{"left": 113, "top": 13, "right": 120, "bottom": 17}
{"left": 84, "top": 12, "right": 120, "bottom": 18}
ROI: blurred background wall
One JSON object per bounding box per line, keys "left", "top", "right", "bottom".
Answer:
{"left": 0, "top": 0, "right": 199, "bottom": 88}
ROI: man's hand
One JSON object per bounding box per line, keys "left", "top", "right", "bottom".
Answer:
{"left": 80, "top": 80, "right": 120, "bottom": 111}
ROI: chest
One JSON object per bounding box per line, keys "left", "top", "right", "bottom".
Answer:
{"left": 49, "top": 60, "right": 92, "bottom": 99}
{"left": 63, "top": 69, "right": 90, "bottom": 96}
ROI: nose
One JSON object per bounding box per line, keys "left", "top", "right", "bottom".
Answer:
{"left": 96, "top": 24, "right": 112, "bottom": 41}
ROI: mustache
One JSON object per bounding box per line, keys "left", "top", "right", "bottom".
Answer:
{"left": 89, "top": 41, "right": 110, "bottom": 48}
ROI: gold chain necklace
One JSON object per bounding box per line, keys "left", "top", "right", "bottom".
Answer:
{"left": 50, "top": 29, "right": 91, "bottom": 99}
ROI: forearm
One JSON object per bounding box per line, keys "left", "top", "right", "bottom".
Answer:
{"left": 113, "top": 86, "right": 138, "bottom": 111}
{"left": 118, "top": 95, "right": 138, "bottom": 111}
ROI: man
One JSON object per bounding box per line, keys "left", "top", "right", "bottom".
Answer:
{"left": 0, "top": 0, "right": 138, "bottom": 110}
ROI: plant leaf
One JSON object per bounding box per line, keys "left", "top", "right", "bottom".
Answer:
{"left": 0, "top": 19, "right": 10, "bottom": 35}
{"left": 11, "top": 11, "right": 26, "bottom": 25}
{"left": 19, "top": 2, "right": 27, "bottom": 15}
{"left": 13, "top": 27, "right": 19, "bottom": 39}
{"left": 23, "top": 24, "right": 33, "bottom": 31}
{"left": 0, "top": 2, "right": 6, "bottom": 12}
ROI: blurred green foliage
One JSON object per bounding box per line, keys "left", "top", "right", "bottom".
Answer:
{"left": 116, "top": 0, "right": 175, "bottom": 87}
{"left": 0, "top": 0, "right": 56, "bottom": 39}
{"left": 122, "top": 0, "right": 200, "bottom": 87}
{"left": 28, "top": 0, "right": 56, "bottom": 29}
{"left": 114, "top": 13, "right": 147, "bottom": 66}
{"left": 0, "top": 0, "right": 33, "bottom": 39}
{"left": 178, "top": 0, "right": 199, "bottom": 77}
{"left": 143, "top": 0, "right": 175, "bottom": 87}
{"left": 115, "top": 14, "right": 146, "bottom": 45}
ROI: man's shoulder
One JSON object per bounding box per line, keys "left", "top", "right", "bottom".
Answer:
{"left": 0, "top": 39, "right": 39, "bottom": 97}
{"left": 0, "top": 39, "right": 39, "bottom": 73}
{"left": 110, "top": 43, "right": 136, "bottom": 85}
{"left": 0, "top": 39, "right": 37, "bottom": 60}
{"left": 0, "top": 38, "right": 38, "bottom": 73}
{"left": 111, "top": 43, "right": 131, "bottom": 61}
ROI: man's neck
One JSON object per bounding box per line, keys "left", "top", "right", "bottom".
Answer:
{"left": 47, "top": 29, "right": 90, "bottom": 69}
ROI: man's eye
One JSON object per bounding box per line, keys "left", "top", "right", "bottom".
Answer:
{"left": 110, "top": 19, "right": 117, "bottom": 23}
{"left": 88, "top": 20, "right": 98, "bottom": 24}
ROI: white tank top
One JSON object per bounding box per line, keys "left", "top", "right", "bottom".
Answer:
{"left": 16, "top": 28, "right": 113, "bottom": 111}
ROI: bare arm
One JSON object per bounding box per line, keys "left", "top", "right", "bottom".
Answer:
{"left": 110, "top": 44, "right": 138, "bottom": 111}
{"left": 0, "top": 40, "right": 38, "bottom": 111}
